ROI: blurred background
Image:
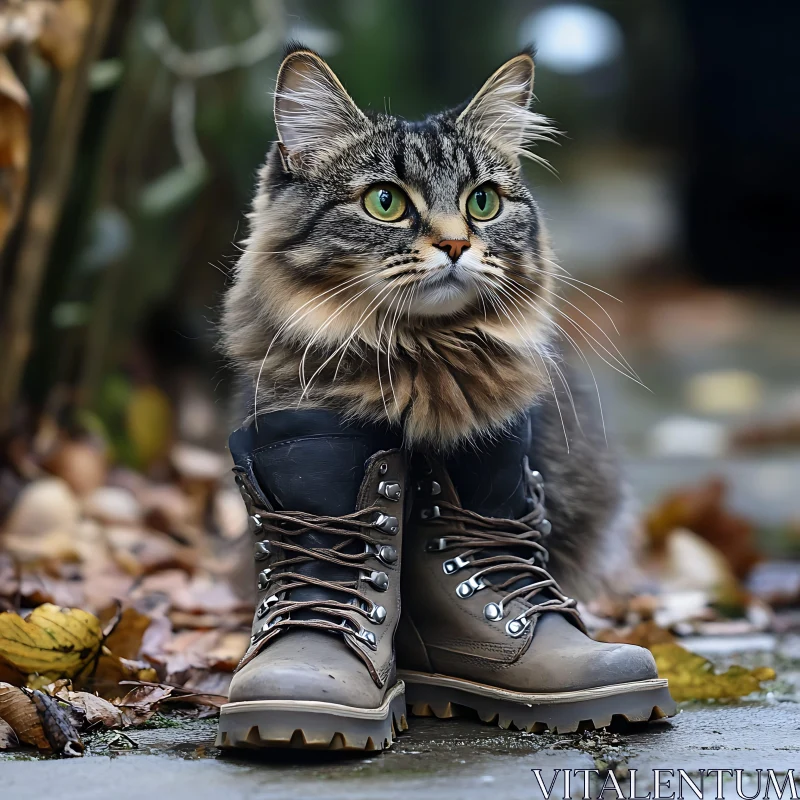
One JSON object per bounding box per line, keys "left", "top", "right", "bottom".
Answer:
{"left": 0, "top": 0, "right": 799, "bottom": 717}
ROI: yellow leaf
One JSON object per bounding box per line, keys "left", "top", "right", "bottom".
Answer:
{"left": 0, "top": 605, "right": 102, "bottom": 683}
{"left": 651, "top": 643, "right": 776, "bottom": 702}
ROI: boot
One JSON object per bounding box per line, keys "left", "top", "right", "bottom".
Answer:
{"left": 397, "top": 412, "right": 677, "bottom": 733}
{"left": 216, "top": 410, "right": 409, "bottom": 751}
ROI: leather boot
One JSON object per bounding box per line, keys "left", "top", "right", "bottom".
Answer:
{"left": 216, "top": 410, "right": 409, "bottom": 751}
{"left": 397, "top": 412, "right": 677, "bottom": 734}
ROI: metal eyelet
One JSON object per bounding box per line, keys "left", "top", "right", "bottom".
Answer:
{"left": 506, "top": 614, "right": 531, "bottom": 638}
{"left": 523, "top": 457, "right": 545, "bottom": 489}
{"left": 256, "top": 594, "right": 280, "bottom": 619}
{"left": 257, "top": 569, "right": 271, "bottom": 591}
{"left": 538, "top": 519, "right": 552, "bottom": 536}
{"left": 365, "top": 570, "right": 389, "bottom": 591}
{"left": 426, "top": 537, "right": 448, "bottom": 551}
{"left": 372, "top": 512, "right": 399, "bottom": 535}
{"left": 248, "top": 514, "right": 263, "bottom": 534}
{"left": 377, "top": 545, "right": 398, "bottom": 565}
{"left": 251, "top": 615, "right": 284, "bottom": 644}
{"left": 484, "top": 602, "right": 504, "bottom": 621}
{"left": 442, "top": 555, "right": 470, "bottom": 574}
{"left": 420, "top": 506, "right": 440, "bottom": 520}
{"left": 378, "top": 461, "right": 389, "bottom": 475}
{"left": 415, "top": 480, "right": 441, "bottom": 496}
{"left": 354, "top": 626, "right": 378, "bottom": 650}
{"left": 377, "top": 481, "right": 402, "bottom": 501}
{"left": 456, "top": 576, "right": 486, "bottom": 598}
{"left": 367, "top": 604, "right": 387, "bottom": 624}
{"left": 254, "top": 541, "right": 272, "bottom": 561}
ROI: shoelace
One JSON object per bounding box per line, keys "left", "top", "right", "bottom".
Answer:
{"left": 425, "top": 470, "right": 583, "bottom": 636}
{"left": 249, "top": 505, "right": 390, "bottom": 651}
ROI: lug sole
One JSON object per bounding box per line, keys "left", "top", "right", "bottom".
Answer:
{"left": 216, "top": 680, "right": 407, "bottom": 752}
{"left": 399, "top": 671, "right": 677, "bottom": 734}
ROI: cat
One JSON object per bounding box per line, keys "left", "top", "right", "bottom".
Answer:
{"left": 221, "top": 44, "right": 636, "bottom": 596}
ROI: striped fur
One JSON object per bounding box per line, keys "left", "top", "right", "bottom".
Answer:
{"left": 223, "top": 46, "right": 565, "bottom": 448}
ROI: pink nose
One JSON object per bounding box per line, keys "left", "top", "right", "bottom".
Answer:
{"left": 434, "top": 239, "right": 470, "bottom": 261}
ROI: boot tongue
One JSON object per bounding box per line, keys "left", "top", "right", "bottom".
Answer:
{"left": 230, "top": 410, "right": 402, "bottom": 607}
{"left": 444, "top": 413, "right": 532, "bottom": 519}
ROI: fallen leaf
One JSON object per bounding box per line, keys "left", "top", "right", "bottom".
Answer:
{"left": 651, "top": 643, "right": 776, "bottom": 702}
{"left": 0, "top": 604, "right": 102, "bottom": 683}
{"left": 83, "top": 486, "right": 142, "bottom": 526}
{"left": 106, "top": 526, "right": 196, "bottom": 577}
{"left": 596, "top": 620, "right": 676, "bottom": 649}
{"left": 58, "top": 690, "right": 123, "bottom": 730}
{"left": 0, "top": 54, "right": 29, "bottom": 250}
{"left": 114, "top": 682, "right": 173, "bottom": 726}
{"left": 0, "top": 682, "right": 50, "bottom": 750}
{"left": 29, "top": 689, "right": 83, "bottom": 756}
{"left": 91, "top": 648, "right": 158, "bottom": 698}
{"left": 0, "top": 717, "right": 17, "bottom": 749}
{"left": 645, "top": 478, "right": 760, "bottom": 579}
{"left": 101, "top": 607, "right": 152, "bottom": 661}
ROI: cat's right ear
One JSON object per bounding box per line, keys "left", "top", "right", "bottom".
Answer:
{"left": 274, "top": 46, "right": 366, "bottom": 172}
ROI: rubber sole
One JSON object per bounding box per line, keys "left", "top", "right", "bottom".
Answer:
{"left": 216, "top": 680, "right": 407, "bottom": 752}
{"left": 399, "top": 670, "right": 677, "bottom": 734}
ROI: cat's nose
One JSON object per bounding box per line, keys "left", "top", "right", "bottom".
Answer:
{"left": 433, "top": 239, "right": 470, "bottom": 262}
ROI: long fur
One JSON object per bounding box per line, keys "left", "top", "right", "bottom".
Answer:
{"left": 221, "top": 45, "right": 638, "bottom": 592}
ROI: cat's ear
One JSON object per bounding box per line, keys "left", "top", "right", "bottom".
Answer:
{"left": 458, "top": 52, "right": 545, "bottom": 158}
{"left": 274, "top": 46, "right": 366, "bottom": 171}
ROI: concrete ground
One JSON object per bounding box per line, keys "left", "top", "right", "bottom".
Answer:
{"left": 2, "top": 635, "right": 799, "bottom": 800}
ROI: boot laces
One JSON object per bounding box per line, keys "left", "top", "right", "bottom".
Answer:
{"left": 248, "top": 505, "right": 392, "bottom": 651}
{"left": 427, "top": 458, "right": 582, "bottom": 637}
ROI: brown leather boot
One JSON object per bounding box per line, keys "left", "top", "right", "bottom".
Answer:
{"left": 217, "top": 411, "right": 408, "bottom": 751}
{"left": 397, "top": 416, "right": 677, "bottom": 734}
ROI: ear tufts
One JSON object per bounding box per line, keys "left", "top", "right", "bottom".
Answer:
{"left": 273, "top": 46, "right": 367, "bottom": 172}
{"left": 458, "top": 52, "right": 557, "bottom": 169}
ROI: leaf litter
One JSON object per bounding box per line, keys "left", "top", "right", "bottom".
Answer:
{"left": 0, "top": 415, "right": 794, "bottom": 758}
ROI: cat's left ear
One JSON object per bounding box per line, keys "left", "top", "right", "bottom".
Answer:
{"left": 457, "top": 52, "right": 537, "bottom": 156}
{"left": 274, "top": 46, "right": 367, "bottom": 172}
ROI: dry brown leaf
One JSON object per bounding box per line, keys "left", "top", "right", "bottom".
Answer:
{"left": 645, "top": 478, "right": 761, "bottom": 578}
{"left": 28, "top": 689, "right": 83, "bottom": 755}
{"left": 206, "top": 632, "right": 249, "bottom": 671}
{"left": 114, "top": 682, "right": 173, "bottom": 726}
{"left": 106, "top": 526, "right": 196, "bottom": 577}
{"left": 59, "top": 690, "right": 123, "bottom": 729}
{"left": 0, "top": 604, "right": 102, "bottom": 683}
{"left": 0, "top": 682, "right": 50, "bottom": 750}
{"left": 91, "top": 648, "right": 158, "bottom": 699}
{"left": 0, "top": 717, "right": 17, "bottom": 749}
{"left": 0, "top": 54, "right": 29, "bottom": 250}
{"left": 651, "top": 643, "right": 776, "bottom": 702}
{"left": 101, "top": 607, "right": 152, "bottom": 661}
{"left": 596, "top": 620, "right": 676, "bottom": 649}
{"left": 83, "top": 486, "right": 142, "bottom": 526}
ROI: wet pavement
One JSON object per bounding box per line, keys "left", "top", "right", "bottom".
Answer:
{"left": 3, "top": 638, "right": 799, "bottom": 800}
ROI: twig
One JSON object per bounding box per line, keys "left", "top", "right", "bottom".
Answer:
{"left": 0, "top": 0, "right": 118, "bottom": 434}
{"left": 143, "top": 0, "right": 284, "bottom": 173}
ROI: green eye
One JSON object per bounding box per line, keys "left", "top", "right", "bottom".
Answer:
{"left": 363, "top": 184, "right": 408, "bottom": 222}
{"left": 467, "top": 185, "right": 501, "bottom": 221}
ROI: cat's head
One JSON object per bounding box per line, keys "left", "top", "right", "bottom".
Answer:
{"left": 230, "top": 43, "right": 556, "bottom": 358}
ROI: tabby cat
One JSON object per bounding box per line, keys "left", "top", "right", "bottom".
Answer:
{"left": 222, "top": 45, "right": 634, "bottom": 594}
